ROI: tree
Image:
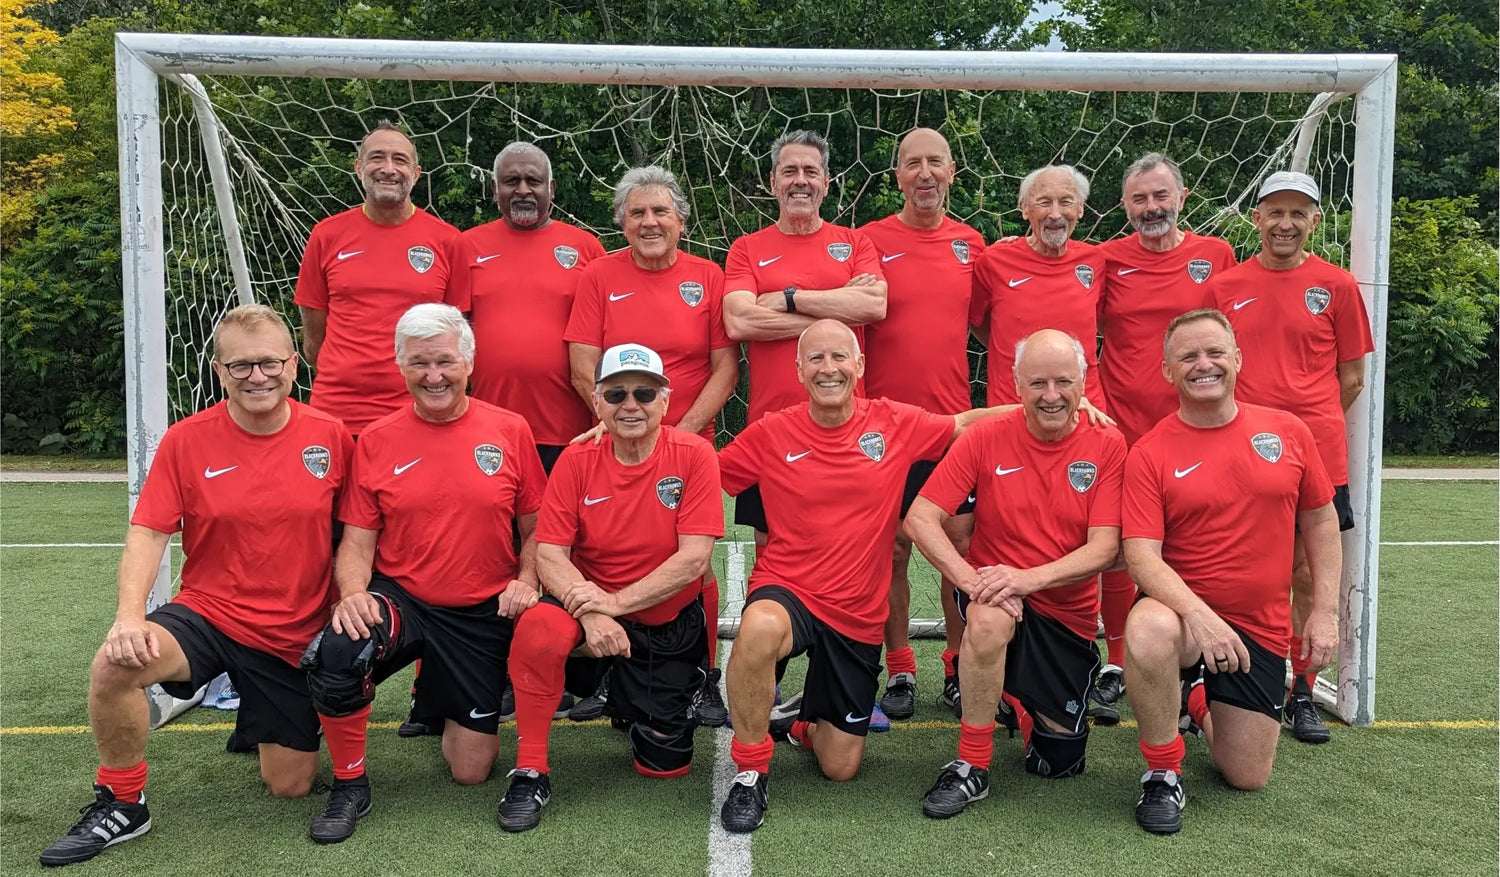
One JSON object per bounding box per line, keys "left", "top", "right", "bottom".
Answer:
{"left": 1, "top": 0, "right": 74, "bottom": 245}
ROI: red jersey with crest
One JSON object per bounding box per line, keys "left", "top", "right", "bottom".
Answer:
{"left": 921, "top": 409, "right": 1126, "bottom": 639}
{"left": 133, "top": 400, "right": 353, "bottom": 665}
{"left": 1097, "top": 232, "right": 1238, "bottom": 444}
{"left": 718, "top": 398, "right": 953, "bottom": 644}
{"left": 1122, "top": 403, "right": 1334, "bottom": 655}
{"left": 860, "top": 215, "right": 987, "bottom": 414}
{"left": 448, "top": 220, "right": 607, "bottom": 445}
{"left": 1210, "top": 255, "right": 1374, "bottom": 485}
{"left": 724, "top": 223, "right": 884, "bottom": 422}
{"left": 294, "top": 207, "right": 461, "bottom": 435}
{"left": 537, "top": 427, "right": 723, "bottom": 626}
{"left": 341, "top": 400, "right": 547, "bottom": 606}
{"left": 564, "top": 249, "right": 734, "bottom": 441}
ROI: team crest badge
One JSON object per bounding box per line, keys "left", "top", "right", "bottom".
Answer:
{"left": 474, "top": 444, "right": 504, "bottom": 476}
{"left": 679, "top": 281, "right": 704, "bottom": 307}
{"left": 407, "top": 245, "right": 435, "bottom": 274}
{"left": 1187, "top": 259, "right": 1213, "bottom": 284}
{"left": 554, "top": 245, "right": 580, "bottom": 269}
{"left": 301, "top": 445, "right": 331, "bottom": 479}
{"left": 1304, "top": 286, "right": 1331, "bottom": 315}
{"left": 1065, "top": 699, "right": 1081, "bottom": 716}
{"left": 1074, "top": 264, "right": 1095, "bottom": 289}
{"left": 951, "top": 240, "right": 971, "bottom": 264}
{"left": 656, "top": 476, "right": 685, "bottom": 510}
{"left": 857, "top": 431, "right": 886, "bottom": 462}
{"left": 1067, "top": 461, "right": 1098, "bottom": 493}
{"left": 826, "top": 242, "right": 852, "bottom": 263}
{"left": 1251, "top": 432, "right": 1283, "bottom": 463}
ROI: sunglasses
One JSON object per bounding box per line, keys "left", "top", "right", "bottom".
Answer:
{"left": 601, "top": 386, "right": 661, "bottom": 405}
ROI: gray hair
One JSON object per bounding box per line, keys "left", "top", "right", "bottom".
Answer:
{"left": 1013, "top": 332, "right": 1088, "bottom": 382}
{"left": 1016, "top": 164, "right": 1091, "bottom": 209}
{"left": 1122, "top": 152, "right": 1184, "bottom": 194}
{"left": 358, "top": 120, "right": 417, "bottom": 163}
{"left": 770, "top": 130, "right": 830, "bottom": 173}
{"left": 492, "top": 141, "right": 552, "bottom": 183}
{"left": 612, "top": 165, "right": 691, "bottom": 226}
{"left": 395, "top": 303, "right": 476, "bottom": 364}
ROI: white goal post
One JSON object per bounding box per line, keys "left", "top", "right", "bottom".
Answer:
{"left": 115, "top": 33, "right": 1395, "bottom": 727}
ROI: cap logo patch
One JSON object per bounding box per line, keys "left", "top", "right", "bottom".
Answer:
{"left": 618, "top": 348, "right": 651, "bottom": 368}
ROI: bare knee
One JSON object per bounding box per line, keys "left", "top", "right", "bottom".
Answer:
{"left": 962, "top": 608, "right": 1014, "bottom": 661}
{"left": 89, "top": 649, "right": 146, "bottom": 694}
{"left": 264, "top": 771, "right": 314, "bottom": 799}
{"left": 817, "top": 751, "right": 862, "bottom": 783}
{"left": 1220, "top": 763, "right": 1271, "bottom": 791}
{"left": 734, "top": 606, "right": 789, "bottom": 662}
{"left": 1124, "top": 601, "right": 1181, "bottom": 662}
{"left": 449, "top": 761, "right": 493, "bottom": 786}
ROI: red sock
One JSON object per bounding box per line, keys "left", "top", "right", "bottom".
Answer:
{"left": 511, "top": 601, "right": 578, "bottom": 773}
{"left": 319, "top": 705, "right": 371, "bottom": 780}
{"left": 1140, "top": 734, "right": 1185, "bottom": 774}
{"left": 1289, "top": 636, "right": 1317, "bottom": 694}
{"left": 1002, "top": 691, "right": 1034, "bottom": 747}
{"left": 1187, "top": 683, "right": 1209, "bottom": 728}
{"left": 1100, "top": 570, "right": 1135, "bottom": 667}
{"left": 957, "top": 721, "right": 995, "bottom": 770}
{"left": 789, "top": 719, "right": 811, "bottom": 748}
{"left": 97, "top": 761, "right": 148, "bottom": 803}
{"left": 885, "top": 646, "right": 916, "bottom": 677}
{"left": 731, "top": 734, "right": 775, "bottom": 775}
{"left": 702, "top": 574, "right": 720, "bottom": 666}
{"left": 941, "top": 649, "right": 959, "bottom": 678}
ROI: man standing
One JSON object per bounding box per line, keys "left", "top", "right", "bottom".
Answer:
{"left": 1122, "top": 309, "right": 1340, "bottom": 835}
{"left": 1210, "top": 171, "right": 1374, "bottom": 744}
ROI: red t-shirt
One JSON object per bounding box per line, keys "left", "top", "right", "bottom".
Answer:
{"left": 564, "top": 249, "right": 734, "bottom": 441}
{"left": 724, "top": 223, "right": 884, "bottom": 422}
{"left": 860, "top": 215, "right": 987, "bottom": 415}
{"left": 536, "top": 427, "right": 724, "bottom": 626}
{"left": 1210, "top": 255, "right": 1375, "bottom": 485}
{"left": 1097, "top": 232, "right": 1238, "bottom": 444}
{"left": 341, "top": 400, "right": 547, "bottom": 606}
{"left": 447, "top": 220, "right": 607, "bottom": 445}
{"left": 132, "top": 401, "right": 353, "bottom": 665}
{"left": 969, "top": 237, "right": 1107, "bottom": 408}
{"left": 920, "top": 409, "right": 1127, "bottom": 639}
{"left": 1122, "top": 403, "right": 1334, "bottom": 656}
{"left": 718, "top": 398, "right": 954, "bottom": 644}
{"left": 293, "top": 207, "right": 461, "bottom": 435}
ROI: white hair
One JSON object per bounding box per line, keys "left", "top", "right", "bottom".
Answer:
{"left": 1013, "top": 332, "right": 1088, "bottom": 382}
{"left": 1016, "top": 164, "right": 1091, "bottom": 209}
{"left": 1121, "top": 152, "right": 1184, "bottom": 195}
{"left": 395, "top": 303, "right": 475, "bottom": 363}
{"left": 612, "top": 165, "right": 691, "bottom": 226}
{"left": 492, "top": 141, "right": 552, "bottom": 183}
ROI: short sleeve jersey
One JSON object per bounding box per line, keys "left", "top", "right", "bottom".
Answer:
{"left": 724, "top": 223, "right": 884, "bottom": 422}
{"left": 1122, "top": 403, "right": 1334, "bottom": 656}
{"left": 293, "top": 207, "right": 461, "bottom": 435}
{"left": 920, "top": 410, "right": 1126, "bottom": 639}
{"left": 447, "top": 220, "right": 607, "bottom": 445}
{"left": 1097, "top": 232, "right": 1238, "bottom": 444}
{"left": 340, "top": 400, "right": 547, "bottom": 606}
{"left": 132, "top": 401, "right": 354, "bottom": 665}
{"left": 969, "top": 237, "right": 1107, "bottom": 408}
{"left": 859, "top": 215, "right": 987, "bottom": 414}
{"left": 718, "top": 398, "right": 953, "bottom": 644}
{"left": 537, "top": 428, "right": 724, "bottom": 626}
{"left": 564, "top": 249, "right": 734, "bottom": 441}
{"left": 1210, "top": 255, "right": 1375, "bottom": 485}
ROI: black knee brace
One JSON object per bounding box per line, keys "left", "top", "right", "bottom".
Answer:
{"left": 628, "top": 722, "right": 694, "bottom": 775}
{"left": 300, "top": 594, "right": 398, "bottom": 717}
{"left": 1024, "top": 723, "right": 1088, "bottom": 779}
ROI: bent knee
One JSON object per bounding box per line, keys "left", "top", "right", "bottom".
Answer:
{"left": 1124, "top": 601, "right": 1180, "bottom": 650}
{"left": 818, "top": 757, "right": 861, "bottom": 783}
{"left": 263, "top": 770, "right": 315, "bottom": 799}
{"left": 1220, "top": 764, "right": 1271, "bottom": 791}
{"left": 89, "top": 650, "right": 149, "bottom": 693}
{"left": 448, "top": 759, "right": 495, "bottom": 786}
{"left": 962, "top": 607, "right": 1015, "bottom": 652}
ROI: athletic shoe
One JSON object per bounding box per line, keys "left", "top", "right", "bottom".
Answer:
{"left": 225, "top": 731, "right": 258, "bottom": 753}
{"left": 498, "top": 684, "right": 517, "bottom": 722}
{"left": 568, "top": 675, "right": 610, "bottom": 722}
{"left": 1134, "top": 769, "right": 1185, "bottom": 835}
{"left": 768, "top": 693, "right": 803, "bottom": 744}
{"left": 497, "top": 769, "right": 551, "bottom": 833}
{"left": 995, "top": 697, "right": 1018, "bottom": 737}
{"left": 695, "top": 667, "right": 728, "bottom": 727}
{"left": 39, "top": 785, "right": 152, "bottom": 866}
{"left": 309, "top": 776, "right": 371, "bottom": 845}
{"left": 879, "top": 672, "right": 917, "bottom": 720}
{"left": 1178, "top": 667, "right": 1205, "bottom": 739}
{"left": 554, "top": 692, "right": 575, "bottom": 719}
{"left": 723, "top": 684, "right": 781, "bottom": 730}
{"left": 397, "top": 717, "right": 442, "bottom": 738}
{"left": 940, "top": 674, "right": 962, "bottom": 717}
{"left": 869, "top": 702, "right": 891, "bottom": 733}
{"left": 1283, "top": 695, "right": 1331, "bottom": 744}
{"left": 920, "top": 759, "right": 990, "bottom": 819}
{"left": 1087, "top": 663, "right": 1125, "bottom": 726}
{"left": 720, "top": 770, "right": 768, "bottom": 833}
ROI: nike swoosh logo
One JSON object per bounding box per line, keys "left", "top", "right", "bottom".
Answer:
{"left": 1174, "top": 462, "right": 1203, "bottom": 478}
{"left": 583, "top": 494, "right": 612, "bottom": 505}
{"left": 1007, "top": 277, "right": 1032, "bottom": 288}
{"left": 994, "top": 465, "right": 1024, "bottom": 476}
{"left": 881, "top": 253, "right": 905, "bottom": 262}
{"left": 1232, "top": 298, "right": 1258, "bottom": 310}
{"left": 608, "top": 292, "right": 634, "bottom": 302}
{"left": 785, "top": 451, "right": 811, "bottom": 463}
{"left": 967, "top": 493, "right": 977, "bottom": 504}
{"left": 1117, "top": 267, "right": 1141, "bottom": 275}
{"left": 204, "top": 466, "right": 238, "bottom": 479}
{"left": 469, "top": 708, "right": 498, "bottom": 719}
{"left": 337, "top": 250, "right": 363, "bottom": 260}
{"left": 758, "top": 256, "right": 782, "bottom": 267}
{"left": 475, "top": 254, "right": 501, "bottom": 263}
{"left": 394, "top": 459, "right": 421, "bottom": 475}
{"left": 345, "top": 757, "right": 365, "bottom": 771}
{"left": 844, "top": 712, "right": 870, "bottom": 724}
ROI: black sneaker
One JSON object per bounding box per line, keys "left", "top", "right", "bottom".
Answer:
{"left": 1135, "top": 769, "right": 1185, "bottom": 834}
{"left": 497, "top": 769, "right": 551, "bottom": 833}
{"left": 568, "top": 674, "right": 610, "bottom": 722}
{"left": 1178, "top": 666, "right": 1205, "bottom": 739}
{"left": 767, "top": 693, "right": 803, "bottom": 744}
{"left": 554, "top": 692, "right": 575, "bottom": 719}
{"left": 309, "top": 776, "right": 371, "bottom": 844}
{"left": 920, "top": 759, "right": 990, "bottom": 819}
{"left": 39, "top": 785, "right": 152, "bottom": 866}
{"left": 695, "top": 667, "right": 728, "bottom": 728}
{"left": 498, "top": 684, "right": 517, "bottom": 722}
{"left": 940, "top": 674, "right": 962, "bottom": 718}
{"left": 720, "top": 770, "right": 768, "bottom": 833}
{"left": 1283, "top": 695, "right": 1331, "bottom": 744}
{"left": 397, "top": 718, "right": 442, "bottom": 738}
{"left": 879, "top": 672, "right": 917, "bottom": 720}
{"left": 995, "top": 697, "right": 1018, "bottom": 738}
{"left": 1088, "top": 663, "right": 1125, "bottom": 725}
{"left": 225, "top": 731, "right": 259, "bottom": 753}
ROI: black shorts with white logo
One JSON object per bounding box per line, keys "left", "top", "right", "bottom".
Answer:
{"left": 1200, "top": 622, "right": 1286, "bottom": 721}
{"left": 899, "top": 459, "right": 976, "bottom": 519}
{"left": 746, "top": 585, "right": 882, "bottom": 737}
{"left": 367, "top": 573, "right": 513, "bottom": 734}
{"left": 733, "top": 485, "right": 768, "bottom": 533}
{"left": 955, "top": 594, "right": 1099, "bottom": 734}
{"left": 152, "top": 603, "right": 321, "bottom": 752}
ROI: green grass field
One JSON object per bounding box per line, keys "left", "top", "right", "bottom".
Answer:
{"left": 1, "top": 481, "right": 1495, "bottom": 875}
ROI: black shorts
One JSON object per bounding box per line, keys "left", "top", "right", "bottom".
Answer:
{"left": 1199, "top": 622, "right": 1286, "bottom": 721}
{"left": 733, "top": 485, "right": 768, "bottom": 533}
{"left": 954, "top": 595, "right": 1099, "bottom": 734}
{"left": 536, "top": 443, "right": 566, "bottom": 477}
{"left": 152, "top": 603, "right": 320, "bottom": 752}
{"left": 746, "top": 585, "right": 882, "bottom": 736}
{"left": 367, "top": 574, "right": 513, "bottom": 734}
{"left": 899, "top": 459, "right": 976, "bottom": 519}
{"left": 1297, "top": 484, "right": 1354, "bottom": 533}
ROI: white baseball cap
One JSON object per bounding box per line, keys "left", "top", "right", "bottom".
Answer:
{"left": 595, "top": 343, "right": 670, "bottom": 385}
{"left": 1257, "top": 170, "right": 1320, "bottom": 204}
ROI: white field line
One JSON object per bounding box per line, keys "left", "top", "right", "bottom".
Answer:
{"left": 708, "top": 543, "right": 753, "bottom": 877}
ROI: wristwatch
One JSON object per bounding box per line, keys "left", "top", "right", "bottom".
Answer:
{"left": 783, "top": 285, "right": 797, "bottom": 313}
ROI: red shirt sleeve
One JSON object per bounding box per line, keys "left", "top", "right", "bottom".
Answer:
{"left": 706, "top": 267, "right": 734, "bottom": 350}
{"left": 1293, "top": 421, "right": 1337, "bottom": 510}
{"left": 1089, "top": 431, "right": 1128, "bottom": 528}
{"left": 724, "top": 236, "right": 756, "bottom": 294}
{"left": 717, "top": 419, "right": 765, "bottom": 496}
{"left": 293, "top": 224, "right": 329, "bottom": 310}
{"left": 969, "top": 252, "right": 994, "bottom": 327}
{"left": 918, "top": 426, "right": 982, "bottom": 514}
{"left": 903, "top": 405, "right": 955, "bottom": 464}
{"left": 339, "top": 439, "right": 384, "bottom": 530}
{"left": 1121, "top": 442, "right": 1166, "bottom": 541}
{"left": 1332, "top": 275, "right": 1375, "bottom": 362}
{"left": 536, "top": 449, "right": 583, "bottom": 546}
{"left": 849, "top": 230, "right": 884, "bottom": 279}
{"left": 514, "top": 421, "right": 548, "bottom": 516}
{"left": 563, "top": 260, "right": 607, "bottom": 346}
{"left": 445, "top": 234, "right": 475, "bottom": 312}
{"left": 131, "top": 428, "right": 185, "bottom": 535}
{"left": 676, "top": 439, "right": 725, "bottom": 536}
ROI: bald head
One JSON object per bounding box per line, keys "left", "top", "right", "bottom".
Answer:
{"left": 1015, "top": 329, "right": 1087, "bottom": 440}
{"left": 896, "top": 128, "right": 956, "bottom": 219}
{"left": 1014, "top": 329, "right": 1087, "bottom": 383}
{"left": 797, "top": 319, "right": 860, "bottom": 360}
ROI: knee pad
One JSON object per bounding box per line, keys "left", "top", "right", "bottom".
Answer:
{"left": 300, "top": 594, "right": 398, "bottom": 717}
{"left": 628, "top": 722, "right": 694, "bottom": 777}
{"left": 1024, "top": 723, "right": 1088, "bottom": 779}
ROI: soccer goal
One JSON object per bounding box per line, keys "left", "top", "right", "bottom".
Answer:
{"left": 114, "top": 34, "right": 1395, "bottom": 726}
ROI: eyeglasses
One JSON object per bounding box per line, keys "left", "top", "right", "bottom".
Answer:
{"left": 220, "top": 357, "right": 291, "bottom": 379}
{"left": 600, "top": 386, "right": 661, "bottom": 405}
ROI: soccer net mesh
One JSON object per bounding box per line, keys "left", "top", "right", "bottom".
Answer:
{"left": 155, "top": 73, "right": 1359, "bottom": 639}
